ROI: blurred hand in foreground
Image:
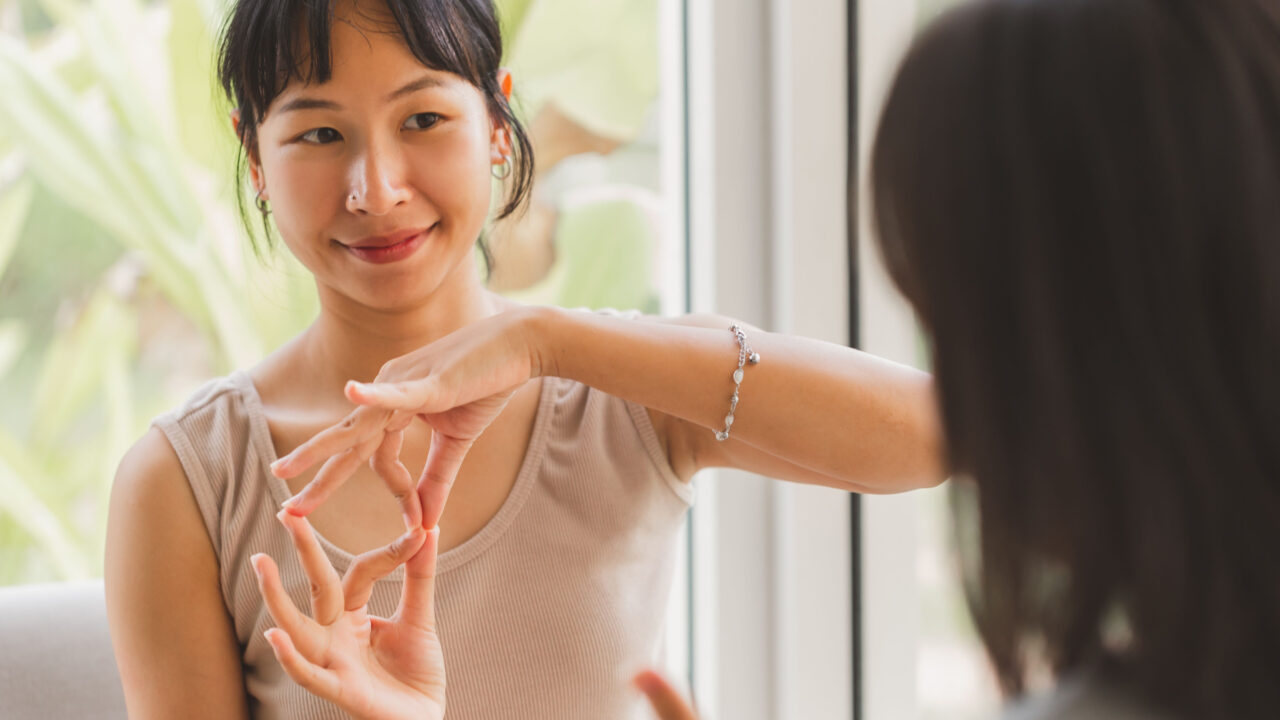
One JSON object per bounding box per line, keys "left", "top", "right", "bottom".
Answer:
{"left": 634, "top": 669, "right": 700, "bottom": 720}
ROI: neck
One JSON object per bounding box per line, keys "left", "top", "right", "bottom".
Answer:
{"left": 299, "top": 261, "right": 497, "bottom": 404}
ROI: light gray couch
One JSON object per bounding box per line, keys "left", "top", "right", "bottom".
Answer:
{"left": 0, "top": 580, "right": 127, "bottom": 719}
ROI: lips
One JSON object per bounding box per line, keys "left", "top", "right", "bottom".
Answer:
{"left": 339, "top": 224, "right": 436, "bottom": 265}
{"left": 347, "top": 227, "right": 428, "bottom": 249}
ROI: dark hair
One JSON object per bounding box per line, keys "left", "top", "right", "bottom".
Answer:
{"left": 871, "top": 0, "right": 1280, "bottom": 717}
{"left": 217, "top": 0, "right": 534, "bottom": 258}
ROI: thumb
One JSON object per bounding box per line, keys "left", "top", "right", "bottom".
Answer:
{"left": 346, "top": 377, "right": 444, "bottom": 412}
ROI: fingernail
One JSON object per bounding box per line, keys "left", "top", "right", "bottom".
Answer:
{"left": 632, "top": 670, "right": 661, "bottom": 693}
{"left": 251, "top": 555, "right": 269, "bottom": 581}
{"left": 270, "top": 459, "right": 287, "bottom": 477}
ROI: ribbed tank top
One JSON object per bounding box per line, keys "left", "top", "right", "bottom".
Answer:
{"left": 153, "top": 370, "right": 693, "bottom": 719}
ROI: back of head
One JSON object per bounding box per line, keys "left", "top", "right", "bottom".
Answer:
{"left": 871, "top": 0, "right": 1280, "bottom": 717}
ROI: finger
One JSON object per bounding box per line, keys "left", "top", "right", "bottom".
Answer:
{"left": 417, "top": 433, "right": 474, "bottom": 530}
{"left": 276, "top": 510, "right": 344, "bottom": 625}
{"left": 341, "top": 525, "right": 427, "bottom": 611}
{"left": 396, "top": 526, "right": 440, "bottom": 633}
{"left": 283, "top": 434, "right": 381, "bottom": 517}
{"left": 385, "top": 409, "right": 415, "bottom": 433}
{"left": 264, "top": 628, "right": 341, "bottom": 701}
{"left": 370, "top": 429, "right": 421, "bottom": 529}
{"left": 271, "top": 406, "right": 388, "bottom": 480}
{"left": 251, "top": 553, "right": 326, "bottom": 660}
{"left": 346, "top": 377, "right": 445, "bottom": 412}
{"left": 632, "top": 670, "right": 700, "bottom": 720}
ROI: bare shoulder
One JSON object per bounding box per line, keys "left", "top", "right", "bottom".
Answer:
{"left": 112, "top": 427, "right": 189, "bottom": 510}
{"left": 107, "top": 425, "right": 219, "bottom": 603}
{"left": 109, "top": 426, "right": 222, "bottom": 554}
{"left": 106, "top": 427, "right": 250, "bottom": 718}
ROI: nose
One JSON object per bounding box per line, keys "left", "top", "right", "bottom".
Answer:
{"left": 346, "top": 138, "right": 412, "bottom": 216}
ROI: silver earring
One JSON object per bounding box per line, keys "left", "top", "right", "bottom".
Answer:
{"left": 492, "top": 155, "right": 513, "bottom": 180}
{"left": 254, "top": 187, "right": 270, "bottom": 216}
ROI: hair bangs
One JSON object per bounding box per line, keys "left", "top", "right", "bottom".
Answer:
{"left": 221, "top": 0, "right": 499, "bottom": 130}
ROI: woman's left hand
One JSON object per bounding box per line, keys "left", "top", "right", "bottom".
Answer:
{"left": 253, "top": 510, "right": 446, "bottom": 720}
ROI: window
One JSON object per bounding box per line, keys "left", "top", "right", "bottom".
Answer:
{"left": 856, "top": 1, "right": 1001, "bottom": 718}
{"left": 683, "top": 0, "right": 853, "bottom": 717}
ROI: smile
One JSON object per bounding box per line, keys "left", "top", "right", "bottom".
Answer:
{"left": 339, "top": 224, "right": 436, "bottom": 265}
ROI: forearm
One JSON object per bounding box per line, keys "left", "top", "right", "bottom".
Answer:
{"left": 530, "top": 306, "right": 945, "bottom": 491}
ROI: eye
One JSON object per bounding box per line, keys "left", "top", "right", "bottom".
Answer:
{"left": 299, "top": 127, "right": 342, "bottom": 144}
{"left": 403, "top": 112, "right": 442, "bottom": 131}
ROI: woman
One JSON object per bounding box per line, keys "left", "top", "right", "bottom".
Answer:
{"left": 103, "top": 0, "right": 941, "bottom": 718}
{"left": 275, "top": 0, "right": 1280, "bottom": 718}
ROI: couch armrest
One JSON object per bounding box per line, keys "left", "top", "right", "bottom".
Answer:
{"left": 0, "top": 579, "right": 127, "bottom": 719}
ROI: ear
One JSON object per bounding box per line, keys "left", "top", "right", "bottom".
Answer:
{"left": 231, "top": 108, "right": 268, "bottom": 197}
{"left": 490, "top": 68, "right": 515, "bottom": 165}
{"left": 498, "top": 67, "right": 513, "bottom": 101}
{"left": 489, "top": 126, "right": 513, "bottom": 165}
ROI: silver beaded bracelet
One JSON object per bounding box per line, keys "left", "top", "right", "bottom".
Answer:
{"left": 715, "top": 324, "right": 760, "bottom": 442}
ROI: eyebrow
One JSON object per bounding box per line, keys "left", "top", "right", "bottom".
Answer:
{"left": 276, "top": 74, "right": 448, "bottom": 114}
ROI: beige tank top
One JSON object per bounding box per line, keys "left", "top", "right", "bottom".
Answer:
{"left": 153, "top": 370, "right": 693, "bottom": 719}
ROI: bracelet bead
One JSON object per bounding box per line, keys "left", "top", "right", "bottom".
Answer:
{"left": 715, "top": 324, "right": 758, "bottom": 442}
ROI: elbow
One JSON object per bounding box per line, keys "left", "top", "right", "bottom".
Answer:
{"left": 906, "top": 375, "right": 948, "bottom": 490}
{"left": 912, "top": 466, "right": 949, "bottom": 491}
{"left": 909, "top": 415, "right": 949, "bottom": 490}
{"left": 865, "top": 407, "right": 949, "bottom": 494}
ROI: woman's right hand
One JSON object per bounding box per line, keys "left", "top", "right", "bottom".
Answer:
{"left": 271, "top": 307, "right": 546, "bottom": 529}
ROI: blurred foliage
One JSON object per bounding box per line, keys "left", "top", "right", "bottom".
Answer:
{"left": 506, "top": 0, "right": 657, "bottom": 140}
{"left": 0, "top": 0, "right": 663, "bottom": 585}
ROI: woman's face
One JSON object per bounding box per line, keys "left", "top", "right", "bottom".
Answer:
{"left": 249, "top": 8, "right": 509, "bottom": 312}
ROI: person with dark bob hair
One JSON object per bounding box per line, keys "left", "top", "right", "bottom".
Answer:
{"left": 267, "top": 0, "right": 1280, "bottom": 718}
{"left": 871, "top": 0, "right": 1280, "bottom": 717}
{"left": 104, "top": 0, "right": 944, "bottom": 718}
